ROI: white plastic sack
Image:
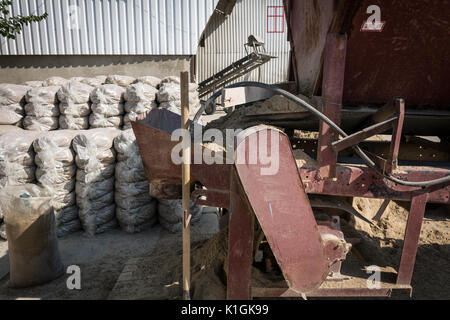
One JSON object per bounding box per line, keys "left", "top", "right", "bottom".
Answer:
{"left": 0, "top": 104, "right": 24, "bottom": 125}
{"left": 135, "top": 76, "right": 161, "bottom": 88}
{"left": 0, "top": 125, "right": 22, "bottom": 136}
{"left": 43, "top": 77, "right": 68, "bottom": 87}
{"left": 0, "top": 184, "right": 64, "bottom": 287}
{"left": 23, "top": 116, "right": 59, "bottom": 131}
{"left": 105, "top": 75, "right": 136, "bottom": 87}
{"left": 91, "top": 103, "right": 124, "bottom": 116}
{"left": 26, "top": 86, "right": 60, "bottom": 104}
{"left": 116, "top": 203, "right": 158, "bottom": 233}
{"left": 57, "top": 81, "right": 93, "bottom": 104}
{"left": 90, "top": 84, "right": 125, "bottom": 104}
{"left": 59, "top": 102, "right": 91, "bottom": 117}
{"left": 80, "top": 77, "right": 105, "bottom": 87}
{"left": 0, "top": 84, "right": 30, "bottom": 105}
{"left": 25, "top": 103, "right": 60, "bottom": 117}
{"left": 124, "top": 83, "right": 158, "bottom": 102}
{"left": 59, "top": 115, "right": 89, "bottom": 130}
{"left": 22, "top": 81, "right": 43, "bottom": 88}
{"left": 89, "top": 112, "right": 123, "bottom": 128}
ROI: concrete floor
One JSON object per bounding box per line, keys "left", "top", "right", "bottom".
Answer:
{"left": 0, "top": 212, "right": 219, "bottom": 300}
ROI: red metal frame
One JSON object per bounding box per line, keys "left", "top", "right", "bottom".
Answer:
{"left": 267, "top": 5, "right": 285, "bottom": 34}
{"left": 317, "top": 33, "right": 347, "bottom": 179}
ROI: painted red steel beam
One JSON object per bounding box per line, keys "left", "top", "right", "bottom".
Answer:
{"left": 397, "top": 193, "right": 428, "bottom": 286}
{"left": 299, "top": 166, "right": 450, "bottom": 204}
{"left": 317, "top": 33, "right": 347, "bottom": 179}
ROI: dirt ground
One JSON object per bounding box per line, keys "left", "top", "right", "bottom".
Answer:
{"left": 0, "top": 197, "right": 448, "bottom": 300}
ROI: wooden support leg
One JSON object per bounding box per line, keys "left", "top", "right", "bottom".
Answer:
{"left": 397, "top": 193, "right": 428, "bottom": 286}
{"left": 387, "top": 98, "right": 405, "bottom": 173}
{"left": 227, "top": 170, "right": 254, "bottom": 300}
{"left": 317, "top": 33, "right": 347, "bottom": 179}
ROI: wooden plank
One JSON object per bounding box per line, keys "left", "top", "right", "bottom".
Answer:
{"left": 180, "top": 71, "right": 191, "bottom": 300}
{"left": 221, "top": 87, "right": 274, "bottom": 108}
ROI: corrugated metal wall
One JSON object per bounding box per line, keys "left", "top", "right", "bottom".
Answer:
{"left": 0, "top": 0, "right": 218, "bottom": 55}
{"left": 196, "top": 0, "right": 290, "bottom": 87}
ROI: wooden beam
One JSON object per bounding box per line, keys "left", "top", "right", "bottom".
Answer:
{"left": 180, "top": 71, "right": 191, "bottom": 300}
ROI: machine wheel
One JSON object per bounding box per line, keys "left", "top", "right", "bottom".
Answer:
{"left": 205, "top": 101, "right": 217, "bottom": 115}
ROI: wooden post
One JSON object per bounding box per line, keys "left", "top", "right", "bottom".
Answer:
{"left": 180, "top": 71, "right": 191, "bottom": 300}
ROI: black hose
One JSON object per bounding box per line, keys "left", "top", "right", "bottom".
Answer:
{"left": 195, "top": 81, "right": 450, "bottom": 188}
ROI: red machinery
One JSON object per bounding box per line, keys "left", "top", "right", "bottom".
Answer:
{"left": 132, "top": 0, "right": 450, "bottom": 299}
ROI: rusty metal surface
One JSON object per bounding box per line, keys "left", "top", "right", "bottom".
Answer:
{"left": 285, "top": 0, "right": 450, "bottom": 110}
{"left": 132, "top": 111, "right": 182, "bottom": 184}
{"left": 318, "top": 33, "right": 347, "bottom": 179}
{"left": 397, "top": 193, "right": 428, "bottom": 286}
{"left": 235, "top": 126, "right": 329, "bottom": 294}
{"left": 343, "top": 0, "right": 450, "bottom": 110}
{"left": 227, "top": 169, "right": 254, "bottom": 300}
{"left": 300, "top": 166, "right": 450, "bottom": 204}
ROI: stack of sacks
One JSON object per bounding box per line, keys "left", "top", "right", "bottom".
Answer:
{"left": 123, "top": 83, "right": 158, "bottom": 129}
{"left": 43, "top": 76, "right": 69, "bottom": 87}
{"left": 22, "top": 81, "right": 43, "bottom": 88}
{"left": 89, "top": 84, "right": 125, "bottom": 129}
{"left": 105, "top": 75, "right": 136, "bottom": 88}
{"left": 158, "top": 200, "right": 203, "bottom": 233}
{"left": 157, "top": 76, "right": 201, "bottom": 118}
{"left": 0, "top": 130, "right": 42, "bottom": 239}
{"left": 0, "top": 84, "right": 30, "bottom": 127}
{"left": 57, "top": 81, "right": 93, "bottom": 130}
{"left": 24, "top": 86, "right": 60, "bottom": 131}
{"left": 80, "top": 76, "right": 106, "bottom": 87}
{"left": 33, "top": 131, "right": 82, "bottom": 237}
{"left": 114, "top": 130, "right": 157, "bottom": 233}
{"left": 73, "top": 128, "right": 121, "bottom": 236}
{"left": 0, "top": 130, "right": 41, "bottom": 187}
{"left": 134, "top": 76, "right": 161, "bottom": 88}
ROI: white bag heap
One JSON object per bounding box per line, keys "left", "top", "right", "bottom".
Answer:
{"left": 114, "top": 130, "right": 157, "bottom": 233}
{"left": 22, "top": 81, "right": 43, "bottom": 88}
{"left": 43, "top": 76, "right": 69, "bottom": 87}
{"left": 33, "top": 130, "right": 82, "bottom": 237}
{"left": 105, "top": 75, "right": 136, "bottom": 88}
{"left": 0, "top": 131, "right": 41, "bottom": 187}
{"left": 123, "top": 83, "right": 158, "bottom": 129}
{"left": 89, "top": 84, "right": 125, "bottom": 129}
{"left": 80, "top": 76, "right": 106, "bottom": 87}
{"left": 73, "top": 128, "right": 121, "bottom": 236}
{"left": 24, "top": 86, "right": 60, "bottom": 131}
{"left": 134, "top": 76, "right": 161, "bottom": 88}
{"left": 0, "top": 84, "right": 31, "bottom": 127}
{"left": 0, "top": 130, "right": 42, "bottom": 239}
{"left": 57, "top": 81, "right": 94, "bottom": 130}
{"left": 158, "top": 199, "right": 203, "bottom": 233}
{"left": 157, "top": 76, "right": 201, "bottom": 118}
